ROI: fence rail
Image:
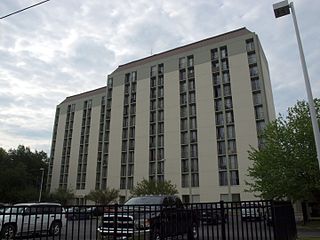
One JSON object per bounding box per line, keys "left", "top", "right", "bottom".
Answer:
{"left": 0, "top": 200, "right": 297, "bottom": 240}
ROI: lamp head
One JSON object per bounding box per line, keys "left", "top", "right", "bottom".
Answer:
{"left": 273, "top": 0, "right": 290, "bottom": 18}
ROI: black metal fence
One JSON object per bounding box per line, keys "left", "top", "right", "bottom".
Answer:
{"left": 0, "top": 200, "right": 297, "bottom": 240}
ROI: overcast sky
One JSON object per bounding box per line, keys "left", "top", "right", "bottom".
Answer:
{"left": 0, "top": 0, "right": 319, "bottom": 154}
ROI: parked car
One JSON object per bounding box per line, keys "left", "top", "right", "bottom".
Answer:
{"left": 241, "top": 202, "right": 263, "bottom": 221}
{"left": 65, "top": 206, "right": 91, "bottom": 220}
{"left": 194, "top": 203, "right": 227, "bottom": 224}
{"left": 0, "top": 202, "right": 65, "bottom": 239}
{"left": 97, "top": 195, "right": 199, "bottom": 240}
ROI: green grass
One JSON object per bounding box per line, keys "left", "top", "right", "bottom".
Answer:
{"left": 297, "top": 221, "right": 320, "bottom": 230}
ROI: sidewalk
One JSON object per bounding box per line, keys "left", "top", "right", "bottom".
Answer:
{"left": 297, "top": 221, "right": 320, "bottom": 239}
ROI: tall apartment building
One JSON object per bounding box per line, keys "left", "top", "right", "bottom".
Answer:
{"left": 47, "top": 28, "right": 275, "bottom": 204}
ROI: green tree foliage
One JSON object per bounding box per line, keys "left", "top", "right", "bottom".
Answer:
{"left": 130, "top": 179, "right": 178, "bottom": 197}
{"left": 0, "top": 145, "right": 48, "bottom": 203}
{"left": 48, "top": 188, "right": 75, "bottom": 206}
{"left": 86, "top": 188, "right": 119, "bottom": 205}
{"left": 247, "top": 99, "right": 320, "bottom": 202}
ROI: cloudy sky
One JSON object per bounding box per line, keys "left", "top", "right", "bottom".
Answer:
{"left": 0, "top": 0, "right": 319, "bottom": 153}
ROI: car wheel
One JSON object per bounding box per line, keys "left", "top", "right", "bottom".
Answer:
{"left": 49, "top": 221, "right": 62, "bottom": 236}
{"left": 187, "top": 223, "right": 198, "bottom": 240}
{"left": 0, "top": 224, "right": 16, "bottom": 240}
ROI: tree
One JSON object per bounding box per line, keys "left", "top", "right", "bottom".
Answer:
{"left": 130, "top": 179, "right": 178, "bottom": 197}
{"left": 0, "top": 145, "right": 48, "bottom": 203}
{"left": 49, "top": 188, "right": 75, "bottom": 206}
{"left": 86, "top": 188, "right": 119, "bottom": 205}
{"left": 247, "top": 99, "right": 320, "bottom": 202}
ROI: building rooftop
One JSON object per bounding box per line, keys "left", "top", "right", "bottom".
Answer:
{"left": 60, "top": 86, "right": 106, "bottom": 105}
{"left": 113, "top": 27, "right": 252, "bottom": 73}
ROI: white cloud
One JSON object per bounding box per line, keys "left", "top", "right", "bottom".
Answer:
{"left": 0, "top": 0, "right": 319, "bottom": 153}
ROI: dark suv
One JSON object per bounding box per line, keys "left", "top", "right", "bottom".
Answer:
{"left": 97, "top": 195, "right": 199, "bottom": 239}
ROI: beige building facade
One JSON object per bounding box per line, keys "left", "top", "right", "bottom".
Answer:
{"left": 47, "top": 28, "right": 275, "bottom": 204}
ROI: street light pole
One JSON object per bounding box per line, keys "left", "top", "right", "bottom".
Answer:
{"left": 273, "top": 0, "right": 320, "bottom": 168}
{"left": 39, "top": 168, "right": 45, "bottom": 202}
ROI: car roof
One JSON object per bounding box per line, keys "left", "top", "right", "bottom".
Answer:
{"left": 14, "top": 202, "right": 61, "bottom": 207}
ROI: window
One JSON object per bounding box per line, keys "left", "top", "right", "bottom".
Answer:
{"left": 131, "top": 71, "right": 137, "bottom": 82}
{"left": 180, "top": 69, "right": 186, "bottom": 80}
{"left": 158, "top": 122, "right": 164, "bottom": 134}
{"left": 217, "top": 142, "right": 226, "bottom": 155}
{"left": 222, "top": 72, "right": 230, "bottom": 83}
{"left": 250, "top": 66, "right": 259, "bottom": 77}
{"left": 180, "top": 94, "right": 187, "bottom": 105}
{"left": 251, "top": 78, "right": 260, "bottom": 91}
{"left": 151, "top": 88, "right": 156, "bottom": 99}
{"left": 218, "top": 156, "right": 227, "bottom": 170}
{"left": 150, "top": 136, "right": 156, "bottom": 147}
{"left": 191, "top": 159, "right": 198, "bottom": 172}
{"left": 149, "top": 162, "right": 156, "bottom": 175}
{"left": 158, "top": 148, "right": 164, "bottom": 160}
{"left": 227, "top": 125, "right": 235, "bottom": 139}
{"left": 122, "top": 129, "right": 128, "bottom": 138}
{"left": 189, "top": 79, "right": 195, "bottom": 91}
{"left": 228, "top": 140, "right": 237, "bottom": 153}
{"left": 122, "top": 141, "right": 127, "bottom": 151}
{"left": 130, "top": 105, "right": 136, "bottom": 114}
{"left": 150, "top": 149, "right": 156, "bottom": 161}
{"left": 123, "top": 117, "right": 128, "bottom": 127}
{"left": 189, "top": 105, "right": 196, "bottom": 116}
{"left": 255, "top": 106, "right": 264, "bottom": 119}
{"left": 219, "top": 171, "right": 228, "bottom": 186}
{"left": 158, "top": 87, "right": 164, "bottom": 97}
{"left": 151, "top": 77, "right": 156, "bottom": 87}
{"left": 150, "top": 112, "right": 156, "bottom": 122}
{"left": 158, "top": 110, "right": 164, "bottom": 121}
{"left": 150, "top": 100, "right": 156, "bottom": 110}
{"left": 190, "top": 117, "right": 197, "bottom": 129}
{"left": 256, "top": 121, "right": 266, "bottom": 134}
{"left": 150, "top": 124, "right": 156, "bottom": 135}
{"left": 181, "top": 159, "right": 189, "bottom": 172}
{"left": 230, "top": 170, "right": 239, "bottom": 185}
{"left": 211, "top": 48, "right": 218, "bottom": 60}
{"left": 130, "top": 116, "right": 135, "bottom": 126}
{"left": 107, "top": 78, "right": 113, "bottom": 87}
{"left": 189, "top": 92, "right": 196, "bottom": 103}
{"left": 158, "top": 64, "right": 164, "bottom": 74}
{"left": 253, "top": 92, "right": 262, "bottom": 105}
{"left": 248, "top": 52, "right": 257, "bottom": 64}
{"left": 229, "top": 155, "right": 238, "bottom": 169}
{"left": 181, "top": 145, "right": 188, "bottom": 158}
{"left": 220, "top": 46, "right": 228, "bottom": 59}
{"left": 181, "top": 132, "right": 188, "bottom": 144}
{"left": 191, "top": 173, "right": 199, "bottom": 187}
{"left": 151, "top": 65, "right": 157, "bottom": 77}
{"left": 212, "top": 61, "right": 219, "bottom": 72}
{"left": 224, "top": 85, "right": 231, "bottom": 96}
{"left": 217, "top": 126, "right": 225, "bottom": 140}
{"left": 158, "top": 76, "right": 164, "bottom": 85}
{"left": 158, "top": 99, "right": 164, "bottom": 109}
{"left": 125, "top": 74, "right": 130, "bottom": 84}
{"left": 213, "top": 73, "right": 221, "bottom": 85}
{"left": 187, "top": 55, "right": 194, "bottom": 67}
{"left": 179, "top": 57, "right": 186, "bottom": 69}
{"left": 216, "top": 113, "right": 224, "bottom": 125}
{"left": 246, "top": 39, "right": 255, "bottom": 51}
{"left": 214, "top": 86, "right": 221, "bottom": 98}
{"left": 215, "top": 99, "right": 223, "bottom": 111}
{"left": 225, "top": 98, "right": 233, "bottom": 109}
{"left": 226, "top": 111, "right": 234, "bottom": 124}
{"left": 190, "top": 144, "right": 198, "bottom": 158}
{"left": 129, "top": 127, "right": 135, "bottom": 138}
{"left": 158, "top": 135, "right": 164, "bottom": 147}
{"left": 182, "top": 174, "right": 189, "bottom": 188}
{"left": 181, "top": 106, "right": 187, "bottom": 118}
{"left": 190, "top": 130, "right": 197, "bottom": 143}
{"left": 221, "top": 59, "right": 229, "bottom": 70}
{"left": 181, "top": 119, "right": 188, "bottom": 131}
{"left": 180, "top": 81, "right": 187, "bottom": 93}
{"left": 128, "top": 164, "right": 134, "bottom": 176}
{"left": 188, "top": 68, "right": 194, "bottom": 78}
{"left": 157, "top": 161, "right": 164, "bottom": 174}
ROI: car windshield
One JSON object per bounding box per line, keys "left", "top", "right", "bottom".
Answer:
{"left": 125, "top": 197, "right": 163, "bottom": 205}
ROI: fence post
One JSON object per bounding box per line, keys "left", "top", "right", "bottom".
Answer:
{"left": 220, "top": 200, "right": 226, "bottom": 240}
{"left": 113, "top": 203, "right": 118, "bottom": 240}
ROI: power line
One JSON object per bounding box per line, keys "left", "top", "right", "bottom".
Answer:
{"left": 0, "top": 0, "right": 51, "bottom": 20}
